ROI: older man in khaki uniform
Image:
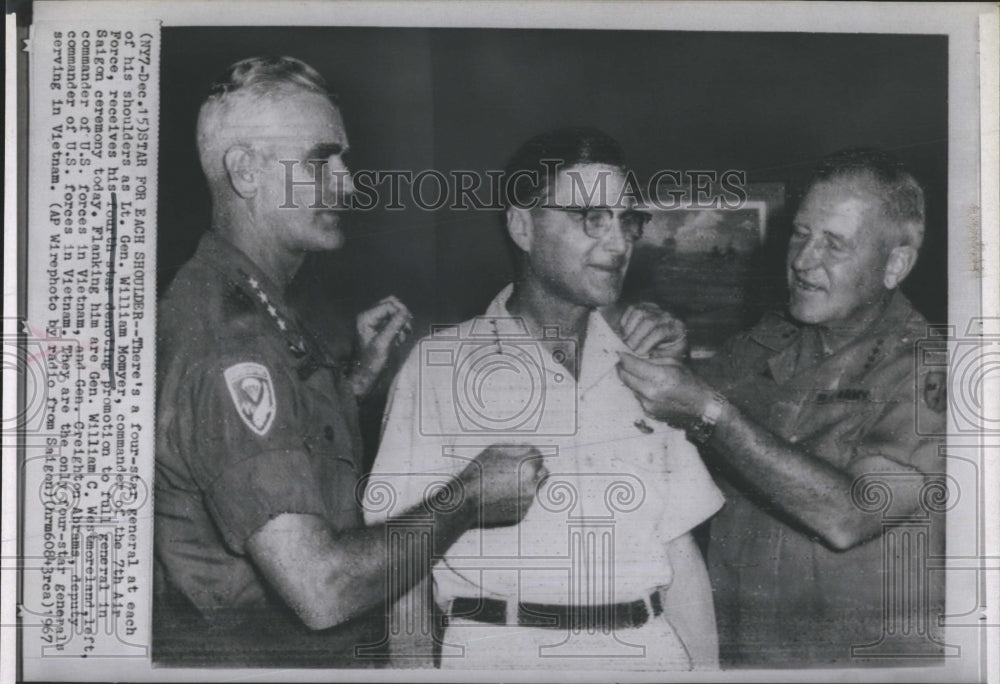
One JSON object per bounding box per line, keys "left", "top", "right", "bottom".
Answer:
{"left": 618, "top": 148, "right": 946, "bottom": 667}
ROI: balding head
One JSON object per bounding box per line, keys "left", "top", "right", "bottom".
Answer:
{"left": 196, "top": 56, "right": 339, "bottom": 190}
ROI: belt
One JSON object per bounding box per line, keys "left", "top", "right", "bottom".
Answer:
{"left": 447, "top": 591, "right": 664, "bottom": 630}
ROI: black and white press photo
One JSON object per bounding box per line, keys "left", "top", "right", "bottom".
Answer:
{"left": 10, "top": 2, "right": 998, "bottom": 682}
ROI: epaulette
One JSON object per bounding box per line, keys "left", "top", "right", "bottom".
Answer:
{"left": 235, "top": 268, "right": 330, "bottom": 380}
{"left": 221, "top": 281, "right": 258, "bottom": 321}
{"left": 748, "top": 310, "right": 801, "bottom": 352}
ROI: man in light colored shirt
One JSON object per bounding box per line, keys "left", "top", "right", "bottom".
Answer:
{"left": 365, "top": 128, "right": 724, "bottom": 671}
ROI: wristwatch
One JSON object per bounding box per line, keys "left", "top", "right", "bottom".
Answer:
{"left": 688, "top": 392, "right": 727, "bottom": 444}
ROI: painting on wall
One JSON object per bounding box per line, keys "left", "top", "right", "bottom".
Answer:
{"left": 625, "top": 183, "right": 786, "bottom": 357}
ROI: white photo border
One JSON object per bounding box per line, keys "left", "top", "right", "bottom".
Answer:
{"left": 6, "top": 1, "right": 999, "bottom": 682}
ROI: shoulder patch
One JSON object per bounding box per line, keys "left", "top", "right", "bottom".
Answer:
{"left": 923, "top": 370, "right": 947, "bottom": 414}
{"left": 224, "top": 362, "right": 277, "bottom": 436}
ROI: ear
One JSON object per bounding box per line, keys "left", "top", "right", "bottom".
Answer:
{"left": 506, "top": 206, "right": 534, "bottom": 254}
{"left": 883, "top": 244, "right": 918, "bottom": 289}
{"left": 223, "top": 145, "right": 259, "bottom": 199}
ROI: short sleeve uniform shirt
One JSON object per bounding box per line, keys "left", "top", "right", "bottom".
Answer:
{"left": 154, "top": 232, "right": 371, "bottom": 664}
{"left": 700, "top": 292, "right": 947, "bottom": 667}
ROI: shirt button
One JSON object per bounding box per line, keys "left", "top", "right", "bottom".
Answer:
{"left": 324, "top": 425, "right": 334, "bottom": 441}
{"left": 634, "top": 419, "right": 654, "bottom": 434}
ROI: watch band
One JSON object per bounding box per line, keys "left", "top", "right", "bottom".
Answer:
{"left": 688, "top": 392, "right": 727, "bottom": 444}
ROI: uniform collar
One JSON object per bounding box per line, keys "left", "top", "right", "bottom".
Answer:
{"left": 193, "top": 231, "right": 335, "bottom": 375}
{"left": 578, "top": 307, "right": 630, "bottom": 394}
{"left": 764, "top": 289, "right": 917, "bottom": 385}
{"left": 482, "top": 284, "right": 628, "bottom": 394}
{"left": 749, "top": 310, "right": 801, "bottom": 352}
{"left": 194, "top": 231, "right": 292, "bottom": 313}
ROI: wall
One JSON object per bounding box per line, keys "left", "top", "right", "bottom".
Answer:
{"left": 160, "top": 27, "right": 947, "bottom": 325}
{"left": 159, "top": 27, "right": 948, "bottom": 465}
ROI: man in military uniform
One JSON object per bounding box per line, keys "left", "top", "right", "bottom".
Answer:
{"left": 617, "top": 149, "right": 946, "bottom": 666}
{"left": 154, "top": 56, "right": 547, "bottom": 666}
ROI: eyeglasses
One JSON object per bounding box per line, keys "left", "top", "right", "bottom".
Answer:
{"left": 541, "top": 206, "right": 651, "bottom": 242}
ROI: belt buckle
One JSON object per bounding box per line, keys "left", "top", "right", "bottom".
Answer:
{"left": 623, "top": 597, "right": 650, "bottom": 630}
{"left": 649, "top": 587, "right": 664, "bottom": 618}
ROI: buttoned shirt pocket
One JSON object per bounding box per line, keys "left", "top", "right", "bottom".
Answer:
{"left": 301, "top": 428, "right": 364, "bottom": 532}
{"left": 298, "top": 369, "right": 365, "bottom": 532}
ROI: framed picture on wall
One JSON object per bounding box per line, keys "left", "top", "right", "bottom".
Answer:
{"left": 626, "top": 184, "right": 783, "bottom": 356}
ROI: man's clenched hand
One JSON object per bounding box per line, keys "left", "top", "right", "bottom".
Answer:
{"left": 458, "top": 445, "right": 547, "bottom": 527}
{"left": 349, "top": 295, "right": 412, "bottom": 399}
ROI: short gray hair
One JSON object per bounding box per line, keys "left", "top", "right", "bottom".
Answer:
{"left": 196, "top": 56, "right": 337, "bottom": 183}
{"left": 805, "top": 147, "right": 926, "bottom": 250}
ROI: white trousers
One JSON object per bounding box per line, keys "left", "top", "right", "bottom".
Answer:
{"left": 439, "top": 612, "right": 692, "bottom": 671}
